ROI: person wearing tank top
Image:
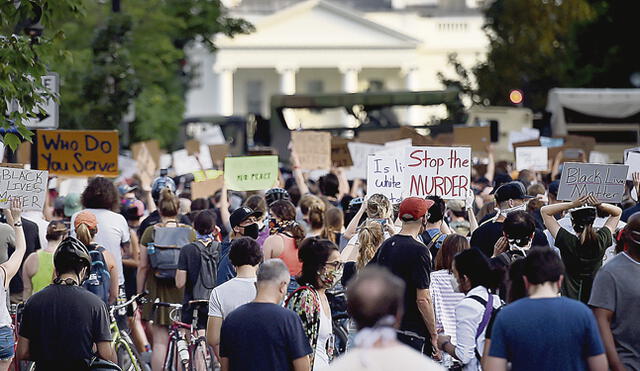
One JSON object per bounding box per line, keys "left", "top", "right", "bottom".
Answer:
{"left": 22, "top": 220, "right": 68, "bottom": 301}
{"left": 0, "top": 199, "right": 28, "bottom": 368}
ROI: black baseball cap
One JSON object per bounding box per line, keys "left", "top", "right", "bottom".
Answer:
{"left": 230, "top": 207, "right": 261, "bottom": 229}
{"left": 548, "top": 180, "right": 560, "bottom": 196}
{"left": 494, "top": 181, "right": 534, "bottom": 203}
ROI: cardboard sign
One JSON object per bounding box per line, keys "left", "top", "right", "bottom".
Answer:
{"left": 131, "top": 140, "right": 161, "bottom": 167}
{"left": 134, "top": 142, "right": 157, "bottom": 187}
{"left": 209, "top": 144, "right": 229, "bottom": 164}
{"left": 403, "top": 146, "right": 471, "bottom": 200}
{"left": 515, "top": 147, "right": 549, "bottom": 171}
{"left": 224, "top": 156, "right": 278, "bottom": 191}
{"left": 512, "top": 139, "right": 542, "bottom": 149}
{"left": 557, "top": 162, "right": 628, "bottom": 203}
{"left": 0, "top": 167, "right": 48, "bottom": 210}
{"left": 367, "top": 153, "right": 404, "bottom": 204}
{"left": 331, "top": 138, "right": 353, "bottom": 168}
{"left": 625, "top": 151, "right": 640, "bottom": 180}
{"left": 453, "top": 126, "right": 491, "bottom": 152}
{"left": 185, "top": 139, "right": 201, "bottom": 156}
{"left": 291, "top": 131, "right": 331, "bottom": 170}
{"left": 357, "top": 127, "right": 431, "bottom": 146}
{"left": 191, "top": 170, "right": 224, "bottom": 199}
{"left": 17, "top": 142, "right": 32, "bottom": 166}
{"left": 345, "top": 142, "right": 384, "bottom": 180}
{"left": 37, "top": 130, "right": 119, "bottom": 177}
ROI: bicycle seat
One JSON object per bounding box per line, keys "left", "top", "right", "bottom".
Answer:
{"left": 188, "top": 299, "right": 209, "bottom": 310}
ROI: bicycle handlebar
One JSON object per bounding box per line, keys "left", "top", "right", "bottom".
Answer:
{"left": 110, "top": 291, "right": 148, "bottom": 314}
{"left": 152, "top": 300, "right": 183, "bottom": 310}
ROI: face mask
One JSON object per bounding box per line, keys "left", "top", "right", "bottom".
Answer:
{"left": 497, "top": 203, "right": 527, "bottom": 218}
{"left": 450, "top": 274, "right": 461, "bottom": 293}
{"left": 242, "top": 223, "right": 260, "bottom": 239}
{"left": 320, "top": 267, "right": 343, "bottom": 288}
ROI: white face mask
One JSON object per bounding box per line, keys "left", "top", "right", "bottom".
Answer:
{"left": 451, "top": 274, "right": 461, "bottom": 293}
{"left": 497, "top": 202, "right": 527, "bottom": 218}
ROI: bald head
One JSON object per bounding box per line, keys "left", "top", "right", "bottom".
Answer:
{"left": 623, "top": 212, "right": 640, "bottom": 252}
{"left": 346, "top": 267, "right": 405, "bottom": 330}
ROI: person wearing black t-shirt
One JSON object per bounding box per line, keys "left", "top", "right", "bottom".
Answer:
{"left": 17, "top": 237, "right": 115, "bottom": 371}
{"left": 471, "top": 182, "right": 547, "bottom": 257}
{"left": 369, "top": 197, "right": 439, "bottom": 359}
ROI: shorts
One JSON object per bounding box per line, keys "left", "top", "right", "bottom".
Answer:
{"left": 0, "top": 326, "right": 15, "bottom": 360}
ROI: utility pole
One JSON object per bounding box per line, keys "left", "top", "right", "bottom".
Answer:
{"left": 112, "top": 0, "right": 120, "bottom": 12}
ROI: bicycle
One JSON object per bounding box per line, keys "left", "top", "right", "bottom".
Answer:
{"left": 111, "top": 292, "right": 149, "bottom": 371}
{"left": 152, "top": 300, "right": 216, "bottom": 371}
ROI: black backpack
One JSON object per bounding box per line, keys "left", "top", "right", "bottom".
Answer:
{"left": 192, "top": 240, "right": 220, "bottom": 300}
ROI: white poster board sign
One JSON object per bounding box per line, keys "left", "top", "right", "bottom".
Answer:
{"left": 345, "top": 142, "right": 384, "bottom": 180}
{"left": 0, "top": 167, "right": 49, "bottom": 211}
{"left": 557, "top": 162, "right": 628, "bottom": 203}
{"left": 367, "top": 153, "right": 404, "bottom": 204}
{"left": 516, "top": 147, "right": 548, "bottom": 171}
{"left": 402, "top": 146, "right": 471, "bottom": 200}
{"left": 508, "top": 128, "right": 540, "bottom": 152}
{"left": 625, "top": 151, "right": 640, "bottom": 180}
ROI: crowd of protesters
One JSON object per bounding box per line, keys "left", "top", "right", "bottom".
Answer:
{"left": 0, "top": 142, "right": 638, "bottom": 371}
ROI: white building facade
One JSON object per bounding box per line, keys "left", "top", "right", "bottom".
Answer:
{"left": 185, "top": 0, "right": 488, "bottom": 125}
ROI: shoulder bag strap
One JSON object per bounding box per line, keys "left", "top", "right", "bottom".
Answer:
{"left": 426, "top": 232, "right": 443, "bottom": 251}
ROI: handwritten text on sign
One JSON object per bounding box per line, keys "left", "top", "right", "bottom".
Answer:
{"left": 224, "top": 156, "right": 278, "bottom": 191}
{"left": 0, "top": 167, "right": 48, "bottom": 211}
{"left": 403, "top": 147, "right": 471, "bottom": 200}
{"left": 557, "top": 162, "right": 628, "bottom": 203}
{"left": 37, "top": 130, "right": 119, "bottom": 177}
{"left": 367, "top": 153, "right": 404, "bottom": 204}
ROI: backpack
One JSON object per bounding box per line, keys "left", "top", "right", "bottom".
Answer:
{"left": 192, "top": 240, "right": 220, "bottom": 300}
{"left": 82, "top": 245, "right": 111, "bottom": 303}
{"left": 148, "top": 221, "right": 193, "bottom": 280}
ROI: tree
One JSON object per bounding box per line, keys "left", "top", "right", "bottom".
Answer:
{"left": 46, "top": 0, "right": 253, "bottom": 148}
{"left": 0, "top": 1, "right": 82, "bottom": 150}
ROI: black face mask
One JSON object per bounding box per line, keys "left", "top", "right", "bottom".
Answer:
{"left": 242, "top": 223, "right": 260, "bottom": 239}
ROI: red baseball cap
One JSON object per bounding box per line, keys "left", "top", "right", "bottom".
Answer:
{"left": 399, "top": 197, "right": 435, "bottom": 221}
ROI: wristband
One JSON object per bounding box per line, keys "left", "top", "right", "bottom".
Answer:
{"left": 14, "top": 221, "right": 22, "bottom": 227}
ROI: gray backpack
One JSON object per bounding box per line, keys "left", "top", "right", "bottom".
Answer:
{"left": 192, "top": 240, "right": 220, "bottom": 300}
{"left": 148, "top": 221, "right": 193, "bottom": 280}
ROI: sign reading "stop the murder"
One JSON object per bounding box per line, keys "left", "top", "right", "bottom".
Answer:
{"left": 402, "top": 146, "right": 471, "bottom": 200}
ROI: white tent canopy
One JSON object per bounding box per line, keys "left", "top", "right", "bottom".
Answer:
{"left": 546, "top": 88, "right": 640, "bottom": 135}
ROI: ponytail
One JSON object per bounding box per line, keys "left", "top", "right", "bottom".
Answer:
{"left": 76, "top": 223, "right": 96, "bottom": 247}
{"left": 308, "top": 203, "right": 325, "bottom": 230}
{"left": 357, "top": 221, "right": 384, "bottom": 269}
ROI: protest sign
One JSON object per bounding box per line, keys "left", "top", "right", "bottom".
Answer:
{"left": 224, "top": 156, "right": 278, "bottom": 191}
{"left": 291, "top": 131, "right": 331, "bottom": 170}
{"left": 191, "top": 170, "right": 224, "bottom": 199}
{"left": 403, "top": 146, "right": 471, "bottom": 200}
{"left": 453, "top": 126, "right": 491, "bottom": 152}
{"left": 0, "top": 167, "right": 48, "bottom": 211}
{"left": 384, "top": 138, "right": 412, "bottom": 149}
{"left": 209, "top": 144, "right": 229, "bottom": 163}
{"left": 118, "top": 156, "right": 138, "bottom": 181}
{"left": 512, "top": 139, "right": 541, "bottom": 149}
{"left": 331, "top": 138, "right": 353, "bottom": 168}
{"left": 134, "top": 142, "right": 156, "bottom": 186}
{"left": 17, "top": 142, "right": 32, "bottom": 166}
{"left": 345, "top": 142, "right": 384, "bottom": 180}
{"left": 185, "top": 139, "right": 201, "bottom": 156}
{"left": 625, "top": 151, "right": 640, "bottom": 180}
{"left": 37, "top": 130, "right": 119, "bottom": 177}
{"left": 589, "top": 151, "right": 609, "bottom": 164}
{"left": 557, "top": 162, "right": 628, "bottom": 203}
{"left": 515, "top": 147, "right": 548, "bottom": 171}
{"left": 367, "top": 153, "right": 404, "bottom": 204}
{"left": 508, "top": 128, "right": 540, "bottom": 151}
{"left": 131, "top": 140, "right": 161, "bottom": 167}
{"left": 357, "top": 127, "right": 431, "bottom": 146}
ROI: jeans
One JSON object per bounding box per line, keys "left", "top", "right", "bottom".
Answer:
{"left": 0, "top": 326, "right": 14, "bottom": 360}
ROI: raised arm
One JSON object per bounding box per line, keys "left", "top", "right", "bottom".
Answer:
{"left": 333, "top": 167, "right": 350, "bottom": 200}
{"left": 594, "top": 200, "right": 622, "bottom": 235}
{"left": 1, "top": 198, "right": 26, "bottom": 286}
{"left": 485, "top": 144, "right": 495, "bottom": 183}
{"left": 219, "top": 181, "right": 231, "bottom": 234}
{"left": 343, "top": 201, "right": 365, "bottom": 240}
{"left": 541, "top": 196, "right": 586, "bottom": 238}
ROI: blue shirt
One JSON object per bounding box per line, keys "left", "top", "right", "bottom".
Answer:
{"left": 216, "top": 241, "right": 235, "bottom": 286}
{"left": 621, "top": 203, "right": 640, "bottom": 222}
{"left": 489, "top": 297, "right": 604, "bottom": 371}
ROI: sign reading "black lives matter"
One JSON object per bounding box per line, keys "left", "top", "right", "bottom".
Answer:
{"left": 557, "top": 162, "right": 628, "bottom": 203}
{"left": 0, "top": 167, "right": 48, "bottom": 211}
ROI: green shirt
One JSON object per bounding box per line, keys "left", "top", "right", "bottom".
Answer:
{"left": 32, "top": 249, "right": 55, "bottom": 294}
{"left": 555, "top": 227, "right": 612, "bottom": 303}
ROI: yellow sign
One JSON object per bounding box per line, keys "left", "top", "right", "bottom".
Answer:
{"left": 37, "top": 130, "right": 119, "bottom": 177}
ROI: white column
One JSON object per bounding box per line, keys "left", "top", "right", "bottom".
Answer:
{"left": 340, "top": 65, "right": 360, "bottom": 93}
{"left": 214, "top": 65, "right": 235, "bottom": 116}
{"left": 277, "top": 66, "right": 298, "bottom": 95}
{"left": 402, "top": 65, "right": 420, "bottom": 125}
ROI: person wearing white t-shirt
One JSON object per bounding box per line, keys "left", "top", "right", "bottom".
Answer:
{"left": 70, "top": 178, "right": 130, "bottom": 286}
{"left": 207, "top": 237, "right": 262, "bottom": 356}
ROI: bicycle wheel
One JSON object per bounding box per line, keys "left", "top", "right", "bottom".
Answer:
{"left": 116, "top": 339, "right": 147, "bottom": 371}
{"left": 189, "top": 336, "right": 216, "bottom": 371}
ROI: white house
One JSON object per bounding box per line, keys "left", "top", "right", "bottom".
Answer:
{"left": 185, "top": 0, "right": 488, "bottom": 126}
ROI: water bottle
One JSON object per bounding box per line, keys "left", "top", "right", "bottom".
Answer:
{"left": 177, "top": 338, "right": 190, "bottom": 365}
{"left": 147, "top": 242, "right": 155, "bottom": 255}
